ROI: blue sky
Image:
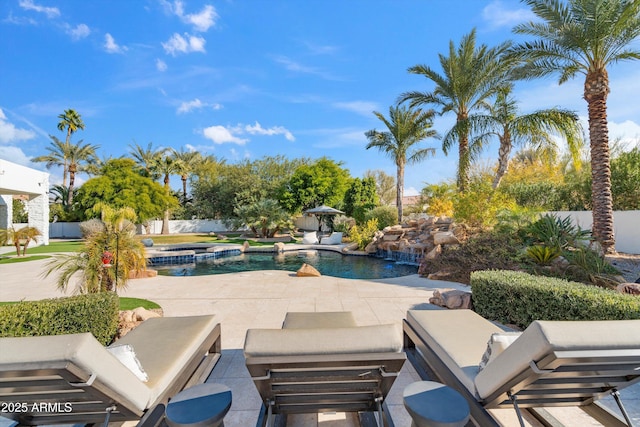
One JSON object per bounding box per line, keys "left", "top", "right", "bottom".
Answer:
{"left": 1, "top": 0, "right": 639, "bottom": 195}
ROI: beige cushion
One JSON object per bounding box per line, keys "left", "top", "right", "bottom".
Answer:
{"left": 302, "top": 232, "right": 318, "bottom": 244}
{"left": 244, "top": 324, "right": 402, "bottom": 357}
{"left": 475, "top": 319, "right": 640, "bottom": 400}
{"left": 477, "top": 332, "right": 522, "bottom": 371}
{"left": 115, "top": 315, "right": 218, "bottom": 406}
{"left": 320, "top": 232, "right": 343, "bottom": 245}
{"left": 0, "top": 333, "right": 151, "bottom": 411}
{"left": 282, "top": 311, "right": 357, "bottom": 329}
{"left": 406, "top": 310, "right": 504, "bottom": 395}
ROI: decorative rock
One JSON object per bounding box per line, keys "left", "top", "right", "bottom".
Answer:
{"left": 133, "top": 307, "right": 162, "bottom": 321}
{"left": 424, "top": 245, "right": 442, "bottom": 260}
{"left": 141, "top": 238, "right": 154, "bottom": 247}
{"left": 433, "top": 231, "right": 460, "bottom": 246}
{"left": 120, "top": 310, "right": 135, "bottom": 323}
{"left": 617, "top": 283, "right": 640, "bottom": 295}
{"left": 364, "top": 242, "right": 378, "bottom": 253}
{"left": 274, "top": 242, "right": 285, "bottom": 253}
{"left": 429, "top": 289, "right": 473, "bottom": 310}
{"left": 383, "top": 233, "right": 401, "bottom": 241}
{"left": 341, "top": 242, "right": 359, "bottom": 252}
{"left": 427, "top": 269, "right": 455, "bottom": 281}
{"left": 242, "top": 241, "right": 251, "bottom": 252}
{"left": 296, "top": 263, "right": 321, "bottom": 277}
{"left": 129, "top": 269, "right": 158, "bottom": 279}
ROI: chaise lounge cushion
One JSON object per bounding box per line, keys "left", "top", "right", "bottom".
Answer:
{"left": 244, "top": 324, "right": 403, "bottom": 357}
{"left": 302, "top": 231, "right": 319, "bottom": 244}
{"left": 114, "top": 315, "right": 219, "bottom": 407}
{"left": 406, "top": 310, "right": 505, "bottom": 394}
{"left": 282, "top": 311, "right": 357, "bottom": 329}
{"left": 474, "top": 319, "right": 640, "bottom": 400}
{"left": 477, "top": 332, "right": 522, "bottom": 371}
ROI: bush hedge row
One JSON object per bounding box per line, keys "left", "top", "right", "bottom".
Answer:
{"left": 0, "top": 292, "right": 119, "bottom": 345}
{"left": 470, "top": 270, "right": 640, "bottom": 329}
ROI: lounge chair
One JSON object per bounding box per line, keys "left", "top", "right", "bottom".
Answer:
{"left": 320, "top": 232, "right": 343, "bottom": 245}
{"left": 244, "top": 311, "right": 406, "bottom": 426}
{"left": 0, "top": 315, "right": 221, "bottom": 426}
{"left": 403, "top": 309, "right": 640, "bottom": 427}
{"left": 301, "top": 231, "right": 319, "bottom": 245}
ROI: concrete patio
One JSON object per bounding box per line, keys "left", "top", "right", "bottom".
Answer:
{"left": 1, "top": 257, "right": 637, "bottom": 426}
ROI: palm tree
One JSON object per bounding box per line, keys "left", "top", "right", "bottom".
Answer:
{"left": 155, "top": 154, "right": 183, "bottom": 234}
{"left": 43, "top": 205, "right": 146, "bottom": 293}
{"left": 32, "top": 135, "right": 74, "bottom": 186}
{"left": 129, "top": 142, "right": 167, "bottom": 180}
{"left": 0, "top": 226, "right": 42, "bottom": 256}
{"left": 466, "top": 85, "right": 583, "bottom": 188}
{"left": 400, "top": 29, "right": 513, "bottom": 192}
{"left": 56, "top": 109, "right": 85, "bottom": 186}
{"left": 66, "top": 140, "right": 99, "bottom": 206}
{"left": 365, "top": 104, "right": 439, "bottom": 221}
{"left": 172, "top": 148, "right": 203, "bottom": 205}
{"left": 511, "top": 0, "right": 640, "bottom": 254}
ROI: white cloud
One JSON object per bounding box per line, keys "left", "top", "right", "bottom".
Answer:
{"left": 104, "top": 33, "right": 127, "bottom": 54}
{"left": 202, "top": 125, "right": 248, "bottom": 145}
{"left": 271, "top": 55, "right": 341, "bottom": 80}
{"left": 19, "top": 0, "right": 60, "bottom": 18}
{"left": 333, "top": 101, "right": 378, "bottom": 117}
{"left": 482, "top": 0, "right": 535, "bottom": 29}
{"left": 0, "top": 146, "right": 33, "bottom": 166}
{"left": 67, "top": 23, "right": 90, "bottom": 40}
{"left": 0, "top": 109, "right": 36, "bottom": 144}
{"left": 609, "top": 119, "right": 640, "bottom": 148}
{"left": 162, "top": 0, "right": 218, "bottom": 32}
{"left": 177, "top": 98, "right": 222, "bottom": 114}
{"left": 156, "top": 58, "right": 168, "bottom": 72}
{"left": 162, "top": 33, "right": 206, "bottom": 56}
{"left": 404, "top": 187, "right": 419, "bottom": 197}
{"left": 245, "top": 122, "right": 295, "bottom": 141}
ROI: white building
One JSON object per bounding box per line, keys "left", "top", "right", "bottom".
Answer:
{"left": 0, "top": 159, "right": 49, "bottom": 246}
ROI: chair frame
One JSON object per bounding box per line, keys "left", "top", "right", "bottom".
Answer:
{"left": 403, "top": 318, "right": 639, "bottom": 427}
{"left": 0, "top": 323, "right": 221, "bottom": 427}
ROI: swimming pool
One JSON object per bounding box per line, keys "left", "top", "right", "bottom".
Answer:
{"left": 155, "top": 250, "right": 418, "bottom": 279}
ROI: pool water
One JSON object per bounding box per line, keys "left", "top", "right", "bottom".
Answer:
{"left": 156, "top": 250, "right": 418, "bottom": 279}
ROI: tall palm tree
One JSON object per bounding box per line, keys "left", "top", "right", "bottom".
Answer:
{"left": 511, "top": 0, "right": 640, "bottom": 254}
{"left": 32, "top": 135, "right": 74, "bottom": 186}
{"left": 155, "top": 154, "right": 183, "bottom": 234}
{"left": 172, "top": 148, "right": 203, "bottom": 205}
{"left": 466, "top": 85, "right": 583, "bottom": 188}
{"left": 66, "top": 140, "right": 99, "bottom": 206}
{"left": 129, "top": 142, "right": 166, "bottom": 180}
{"left": 56, "top": 109, "right": 85, "bottom": 186}
{"left": 400, "top": 29, "right": 513, "bottom": 192}
{"left": 365, "top": 104, "right": 439, "bottom": 221}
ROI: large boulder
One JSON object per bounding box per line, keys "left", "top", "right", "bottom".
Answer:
{"left": 296, "top": 263, "right": 321, "bottom": 277}
{"left": 433, "top": 231, "right": 460, "bottom": 246}
{"left": 429, "top": 288, "right": 473, "bottom": 310}
{"left": 617, "top": 283, "right": 640, "bottom": 295}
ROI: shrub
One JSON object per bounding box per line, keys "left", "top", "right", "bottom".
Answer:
{"left": 471, "top": 270, "right": 640, "bottom": 329}
{"left": 348, "top": 219, "right": 379, "bottom": 250}
{"left": 520, "top": 214, "right": 590, "bottom": 250}
{"left": 79, "top": 218, "right": 105, "bottom": 239}
{"left": 526, "top": 245, "right": 561, "bottom": 265}
{"left": 0, "top": 292, "right": 119, "bottom": 345}
{"left": 332, "top": 215, "right": 356, "bottom": 235}
{"left": 452, "top": 182, "right": 517, "bottom": 229}
{"left": 364, "top": 205, "right": 398, "bottom": 229}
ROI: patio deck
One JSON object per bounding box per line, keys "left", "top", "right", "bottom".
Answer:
{"left": 1, "top": 258, "right": 637, "bottom": 426}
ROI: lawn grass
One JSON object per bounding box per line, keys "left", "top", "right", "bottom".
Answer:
{"left": 0, "top": 297, "right": 160, "bottom": 311}
{"left": 24, "top": 241, "right": 84, "bottom": 254}
{"left": 0, "top": 255, "right": 50, "bottom": 264}
{"left": 136, "top": 234, "right": 217, "bottom": 244}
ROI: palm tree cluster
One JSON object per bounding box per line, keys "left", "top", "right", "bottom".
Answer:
{"left": 366, "top": 0, "right": 640, "bottom": 254}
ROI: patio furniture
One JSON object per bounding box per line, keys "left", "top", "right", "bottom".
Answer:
{"left": 403, "top": 381, "right": 470, "bottom": 427}
{"left": 244, "top": 311, "right": 406, "bottom": 426}
{"left": 403, "top": 309, "right": 640, "bottom": 427}
{"left": 165, "top": 383, "right": 232, "bottom": 427}
{"left": 320, "top": 232, "right": 343, "bottom": 245}
{"left": 301, "top": 231, "right": 319, "bottom": 244}
{"left": 0, "top": 315, "right": 222, "bottom": 426}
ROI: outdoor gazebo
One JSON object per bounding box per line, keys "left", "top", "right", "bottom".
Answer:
{"left": 304, "top": 205, "right": 344, "bottom": 233}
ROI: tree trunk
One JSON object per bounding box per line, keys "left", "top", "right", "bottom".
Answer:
{"left": 162, "top": 174, "right": 171, "bottom": 235}
{"left": 396, "top": 161, "right": 404, "bottom": 222}
{"left": 493, "top": 131, "right": 511, "bottom": 189}
{"left": 67, "top": 165, "right": 76, "bottom": 206}
{"left": 457, "top": 113, "right": 470, "bottom": 192}
{"left": 182, "top": 175, "right": 188, "bottom": 204}
{"left": 584, "top": 69, "right": 615, "bottom": 254}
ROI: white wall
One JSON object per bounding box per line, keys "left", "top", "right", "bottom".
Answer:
{"left": 550, "top": 210, "right": 640, "bottom": 254}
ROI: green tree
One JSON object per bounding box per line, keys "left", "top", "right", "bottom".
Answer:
{"left": 401, "top": 29, "right": 513, "bottom": 192}
{"left": 44, "top": 205, "right": 146, "bottom": 293}
{"left": 365, "top": 104, "right": 438, "bottom": 220}
{"left": 65, "top": 139, "right": 99, "bottom": 206}
{"left": 512, "top": 0, "right": 640, "bottom": 253}
{"left": 610, "top": 147, "right": 640, "bottom": 210}
{"left": 466, "top": 84, "right": 583, "bottom": 188}
{"left": 171, "top": 147, "right": 202, "bottom": 206}
{"left": 343, "top": 177, "right": 379, "bottom": 224}
{"left": 154, "top": 154, "right": 182, "bottom": 234}
{"left": 32, "top": 135, "right": 74, "bottom": 187}
{"left": 12, "top": 199, "right": 28, "bottom": 223}
{"left": 364, "top": 169, "right": 396, "bottom": 205}
{"left": 0, "top": 226, "right": 41, "bottom": 256}
{"left": 75, "top": 158, "right": 177, "bottom": 224}
{"left": 233, "top": 199, "right": 293, "bottom": 238}
{"left": 279, "top": 158, "right": 351, "bottom": 213}
{"left": 56, "top": 109, "right": 85, "bottom": 186}
{"left": 129, "top": 142, "right": 166, "bottom": 180}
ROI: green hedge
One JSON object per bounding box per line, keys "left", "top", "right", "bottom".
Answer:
{"left": 0, "top": 292, "right": 119, "bottom": 345}
{"left": 470, "top": 270, "right": 640, "bottom": 329}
